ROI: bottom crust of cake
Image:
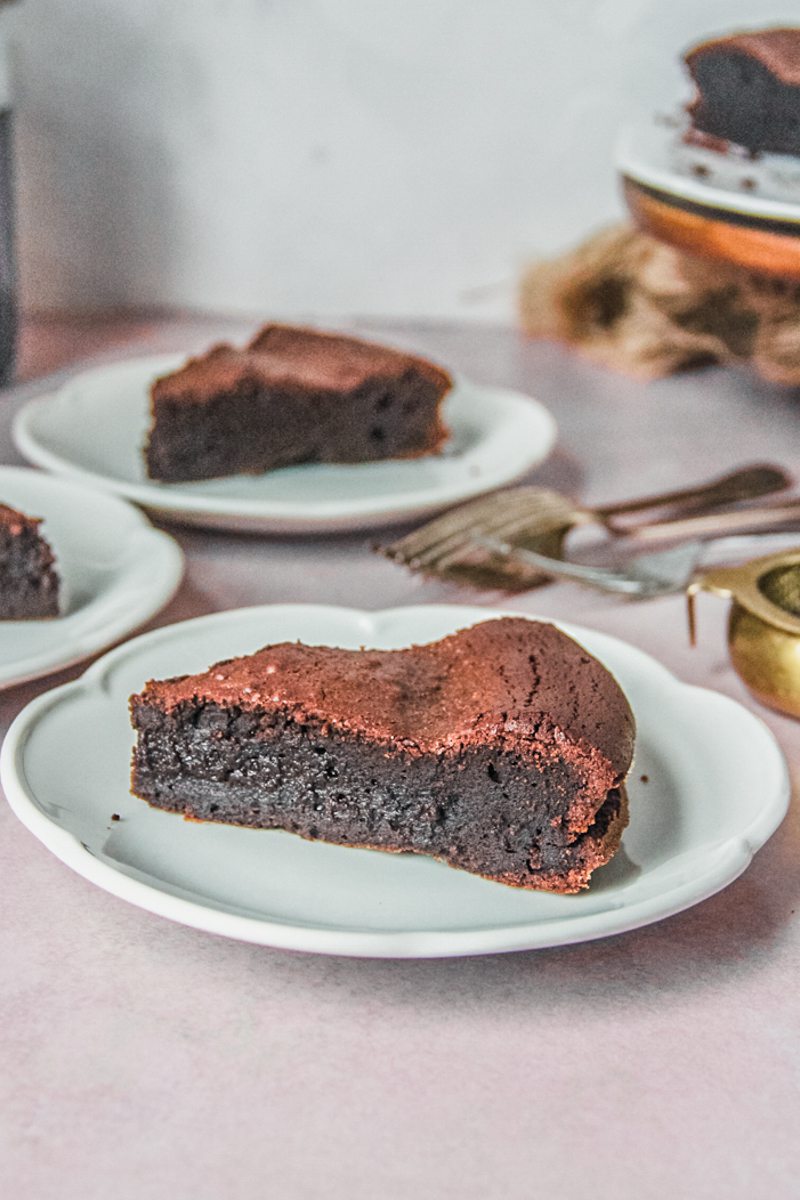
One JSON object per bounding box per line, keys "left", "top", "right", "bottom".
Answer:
{"left": 174, "top": 786, "right": 628, "bottom": 895}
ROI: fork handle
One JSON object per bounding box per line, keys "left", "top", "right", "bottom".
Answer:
{"left": 596, "top": 464, "right": 789, "bottom": 521}
{"left": 628, "top": 498, "right": 800, "bottom": 543}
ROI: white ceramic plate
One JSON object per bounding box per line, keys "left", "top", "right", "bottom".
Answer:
{"left": 617, "top": 116, "right": 800, "bottom": 224}
{"left": 0, "top": 467, "right": 183, "bottom": 689}
{"left": 12, "top": 356, "right": 557, "bottom": 533}
{"left": 1, "top": 603, "right": 789, "bottom": 958}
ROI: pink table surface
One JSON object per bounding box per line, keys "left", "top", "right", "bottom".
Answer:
{"left": 2, "top": 315, "right": 799, "bottom": 1199}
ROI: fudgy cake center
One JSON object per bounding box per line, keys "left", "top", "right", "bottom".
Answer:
{"left": 130, "top": 618, "right": 635, "bottom": 893}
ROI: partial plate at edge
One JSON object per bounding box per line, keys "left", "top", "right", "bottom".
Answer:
{"left": 0, "top": 466, "right": 183, "bottom": 689}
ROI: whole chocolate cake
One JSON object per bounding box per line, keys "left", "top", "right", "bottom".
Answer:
{"left": 145, "top": 323, "right": 451, "bottom": 482}
{"left": 0, "top": 504, "right": 59, "bottom": 619}
{"left": 685, "top": 27, "right": 800, "bottom": 156}
{"left": 129, "top": 618, "right": 635, "bottom": 893}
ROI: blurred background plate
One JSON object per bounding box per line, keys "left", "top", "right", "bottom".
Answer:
{"left": 618, "top": 116, "right": 800, "bottom": 277}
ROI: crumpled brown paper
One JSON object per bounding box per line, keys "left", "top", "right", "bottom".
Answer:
{"left": 519, "top": 224, "right": 800, "bottom": 384}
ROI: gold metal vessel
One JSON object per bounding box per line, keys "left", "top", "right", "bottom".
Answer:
{"left": 687, "top": 548, "right": 800, "bottom": 719}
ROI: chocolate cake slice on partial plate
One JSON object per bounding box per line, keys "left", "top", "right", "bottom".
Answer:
{"left": 145, "top": 323, "right": 452, "bottom": 483}
{"left": 0, "top": 503, "right": 60, "bottom": 620}
{"left": 129, "top": 618, "right": 635, "bottom": 893}
{"left": 685, "top": 27, "right": 800, "bottom": 157}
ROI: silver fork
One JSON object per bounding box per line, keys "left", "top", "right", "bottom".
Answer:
{"left": 381, "top": 465, "right": 789, "bottom": 576}
{"left": 475, "top": 536, "right": 704, "bottom": 597}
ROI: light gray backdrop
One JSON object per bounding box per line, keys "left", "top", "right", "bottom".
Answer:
{"left": 10, "top": 0, "right": 799, "bottom": 320}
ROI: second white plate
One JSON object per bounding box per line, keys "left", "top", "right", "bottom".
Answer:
{"left": 13, "top": 355, "right": 557, "bottom": 533}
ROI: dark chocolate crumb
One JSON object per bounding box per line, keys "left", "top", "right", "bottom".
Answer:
{"left": 111, "top": 812, "right": 121, "bottom": 821}
{"left": 639, "top": 774, "right": 649, "bottom": 783}
{"left": 690, "top": 163, "right": 710, "bottom": 178}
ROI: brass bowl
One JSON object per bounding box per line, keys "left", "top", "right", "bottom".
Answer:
{"left": 687, "top": 548, "right": 800, "bottom": 719}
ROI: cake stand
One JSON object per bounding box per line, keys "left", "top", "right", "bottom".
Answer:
{"left": 617, "top": 117, "right": 800, "bottom": 278}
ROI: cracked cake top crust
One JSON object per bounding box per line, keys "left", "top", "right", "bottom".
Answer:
{"left": 133, "top": 617, "right": 635, "bottom": 798}
{"left": 685, "top": 28, "right": 800, "bottom": 88}
{"left": 0, "top": 503, "right": 46, "bottom": 536}
{"left": 152, "top": 323, "right": 453, "bottom": 405}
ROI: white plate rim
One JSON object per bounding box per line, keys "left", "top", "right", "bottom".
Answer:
{"left": 12, "top": 361, "right": 558, "bottom": 533}
{"left": 616, "top": 117, "right": 800, "bottom": 224}
{"left": 1, "top": 602, "right": 790, "bottom": 958}
{"left": 0, "top": 466, "right": 184, "bottom": 689}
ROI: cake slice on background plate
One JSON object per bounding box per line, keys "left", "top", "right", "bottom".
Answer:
{"left": 145, "top": 323, "right": 452, "bottom": 483}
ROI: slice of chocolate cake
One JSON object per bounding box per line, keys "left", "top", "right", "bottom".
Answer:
{"left": 145, "top": 324, "right": 452, "bottom": 482}
{"left": 129, "top": 618, "right": 635, "bottom": 893}
{"left": 0, "top": 503, "right": 59, "bottom": 619}
{"left": 685, "top": 28, "right": 800, "bottom": 157}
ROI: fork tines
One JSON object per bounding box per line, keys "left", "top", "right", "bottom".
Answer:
{"left": 380, "top": 487, "right": 580, "bottom": 581}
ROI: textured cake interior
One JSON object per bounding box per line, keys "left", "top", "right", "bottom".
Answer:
{"left": 0, "top": 506, "right": 59, "bottom": 619}
{"left": 130, "top": 619, "right": 635, "bottom": 893}
{"left": 146, "top": 369, "right": 448, "bottom": 481}
{"left": 145, "top": 325, "right": 451, "bottom": 482}
{"left": 132, "top": 704, "right": 628, "bottom": 891}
